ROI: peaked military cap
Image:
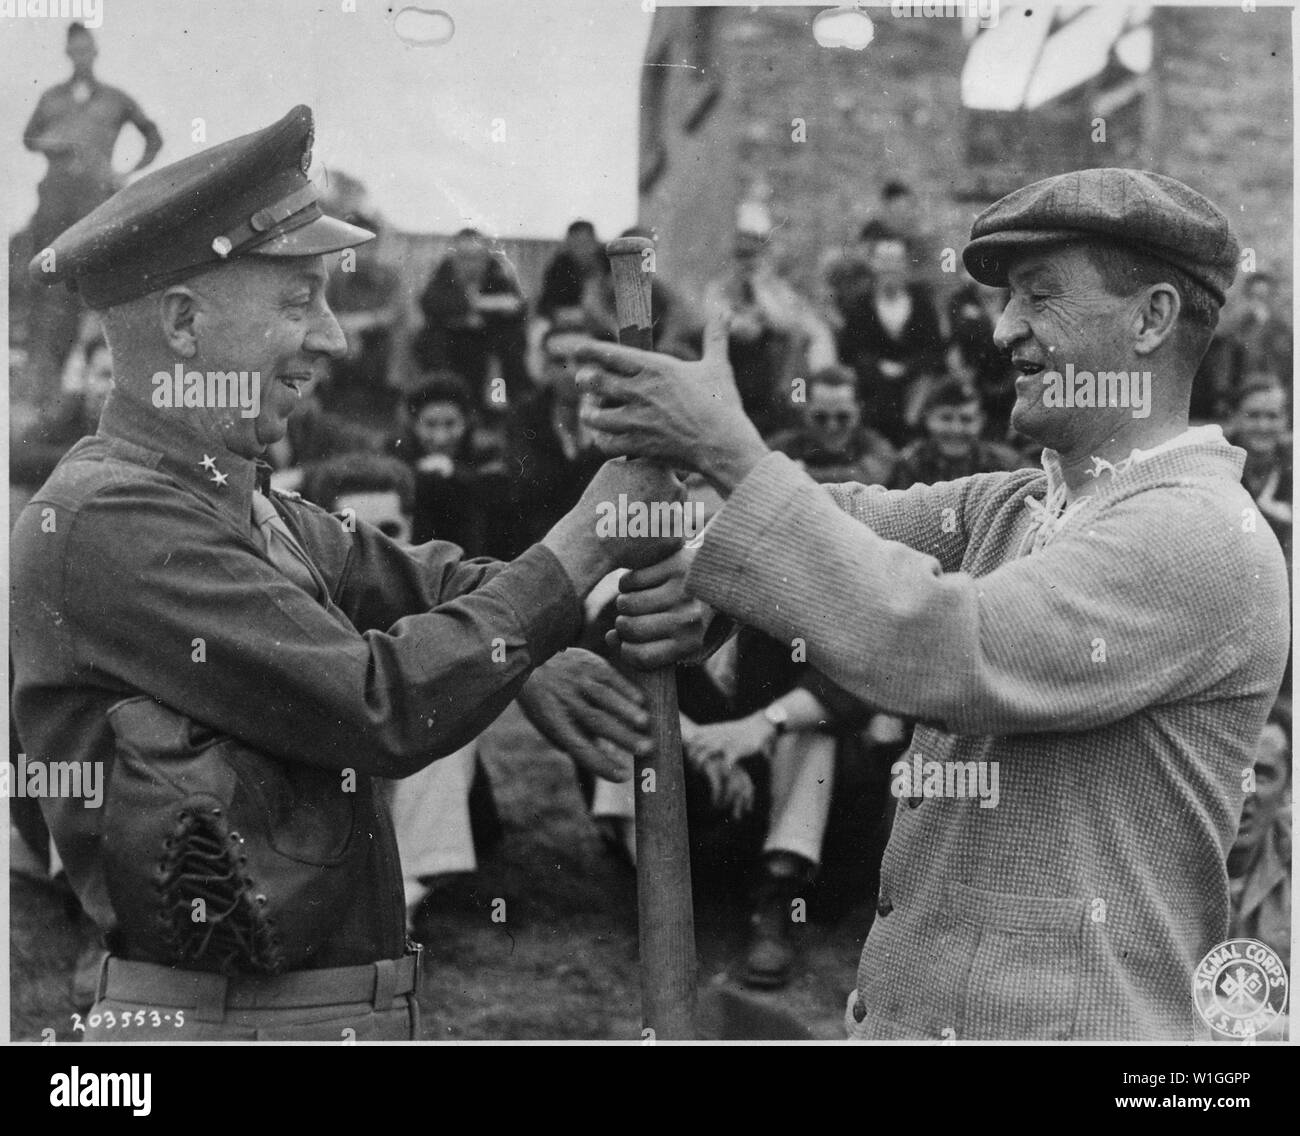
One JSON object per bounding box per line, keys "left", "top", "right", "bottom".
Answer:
{"left": 29, "top": 105, "right": 374, "bottom": 308}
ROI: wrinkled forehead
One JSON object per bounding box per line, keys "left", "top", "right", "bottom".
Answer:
{"left": 1002, "top": 242, "right": 1098, "bottom": 289}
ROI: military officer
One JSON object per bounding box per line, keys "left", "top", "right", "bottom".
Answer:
{"left": 10, "top": 105, "right": 706, "bottom": 1042}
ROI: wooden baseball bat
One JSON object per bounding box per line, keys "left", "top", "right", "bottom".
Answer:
{"left": 604, "top": 235, "right": 697, "bottom": 1040}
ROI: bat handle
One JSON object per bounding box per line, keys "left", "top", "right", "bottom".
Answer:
{"left": 606, "top": 236, "right": 655, "bottom": 351}
{"left": 604, "top": 235, "right": 697, "bottom": 1040}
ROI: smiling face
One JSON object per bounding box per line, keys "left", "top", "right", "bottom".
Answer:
{"left": 993, "top": 244, "right": 1144, "bottom": 452}
{"left": 924, "top": 398, "right": 984, "bottom": 459}
{"left": 413, "top": 400, "right": 467, "bottom": 458}
{"left": 1233, "top": 385, "right": 1288, "bottom": 455}
{"left": 186, "top": 255, "right": 347, "bottom": 458}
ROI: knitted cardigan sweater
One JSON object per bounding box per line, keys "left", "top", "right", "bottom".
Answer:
{"left": 688, "top": 435, "right": 1289, "bottom": 1039}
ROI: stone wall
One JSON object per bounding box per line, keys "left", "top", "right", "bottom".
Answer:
{"left": 638, "top": 5, "right": 1292, "bottom": 311}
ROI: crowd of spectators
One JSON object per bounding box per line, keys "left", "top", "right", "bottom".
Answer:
{"left": 9, "top": 192, "right": 1292, "bottom": 998}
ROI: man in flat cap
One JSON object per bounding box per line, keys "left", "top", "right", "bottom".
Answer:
{"left": 575, "top": 168, "right": 1290, "bottom": 1040}
{"left": 10, "top": 106, "right": 708, "bottom": 1042}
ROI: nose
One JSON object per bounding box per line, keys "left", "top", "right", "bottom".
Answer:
{"left": 992, "top": 298, "right": 1029, "bottom": 354}
{"left": 306, "top": 305, "right": 348, "bottom": 360}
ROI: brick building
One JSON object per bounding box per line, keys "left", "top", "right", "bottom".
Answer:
{"left": 636, "top": 5, "right": 1292, "bottom": 311}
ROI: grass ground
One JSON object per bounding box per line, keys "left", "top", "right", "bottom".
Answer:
{"left": 10, "top": 704, "right": 872, "bottom": 1042}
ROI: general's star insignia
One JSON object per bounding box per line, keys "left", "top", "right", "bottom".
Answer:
{"left": 200, "top": 454, "right": 218, "bottom": 472}
{"left": 210, "top": 469, "right": 229, "bottom": 488}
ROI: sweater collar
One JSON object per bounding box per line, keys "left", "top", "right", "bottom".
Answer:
{"left": 1041, "top": 424, "right": 1238, "bottom": 503}
{"left": 1025, "top": 425, "right": 1243, "bottom": 554}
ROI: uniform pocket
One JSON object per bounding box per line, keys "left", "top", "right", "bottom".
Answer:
{"left": 948, "top": 881, "right": 1086, "bottom": 1040}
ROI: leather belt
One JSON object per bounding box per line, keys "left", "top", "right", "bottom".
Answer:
{"left": 97, "top": 951, "right": 421, "bottom": 1023}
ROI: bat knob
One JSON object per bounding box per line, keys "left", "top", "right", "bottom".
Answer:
{"left": 606, "top": 236, "right": 654, "bottom": 260}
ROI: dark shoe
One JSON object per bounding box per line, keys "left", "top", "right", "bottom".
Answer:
{"left": 743, "top": 904, "right": 795, "bottom": 989}
{"left": 742, "top": 858, "right": 812, "bottom": 990}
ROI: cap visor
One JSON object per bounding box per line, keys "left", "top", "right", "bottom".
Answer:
{"left": 962, "top": 228, "right": 1092, "bottom": 287}
{"left": 251, "top": 213, "right": 376, "bottom": 257}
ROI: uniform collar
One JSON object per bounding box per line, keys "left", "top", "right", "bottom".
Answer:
{"left": 97, "top": 391, "right": 265, "bottom": 530}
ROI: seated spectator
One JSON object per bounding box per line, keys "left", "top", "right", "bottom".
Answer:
{"left": 1223, "top": 272, "right": 1293, "bottom": 388}
{"left": 703, "top": 228, "right": 837, "bottom": 435}
{"left": 389, "top": 373, "right": 510, "bottom": 556}
{"left": 1229, "top": 701, "right": 1291, "bottom": 976}
{"left": 1226, "top": 377, "right": 1292, "bottom": 562}
{"left": 299, "top": 453, "right": 502, "bottom": 929}
{"left": 837, "top": 233, "right": 945, "bottom": 447}
{"left": 675, "top": 629, "right": 899, "bottom": 990}
{"left": 890, "top": 379, "right": 1026, "bottom": 489}
{"left": 767, "top": 364, "right": 896, "bottom": 485}
{"left": 945, "top": 269, "right": 1016, "bottom": 439}
{"left": 412, "top": 228, "right": 529, "bottom": 413}
{"left": 818, "top": 219, "right": 890, "bottom": 333}
{"left": 498, "top": 325, "right": 606, "bottom": 556}
{"left": 10, "top": 335, "right": 114, "bottom": 489}
{"left": 537, "top": 219, "right": 607, "bottom": 324}
{"left": 319, "top": 213, "right": 403, "bottom": 430}
{"left": 873, "top": 179, "right": 939, "bottom": 284}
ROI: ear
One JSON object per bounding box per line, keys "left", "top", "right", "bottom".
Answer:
{"left": 158, "top": 286, "right": 202, "bottom": 358}
{"left": 1132, "top": 282, "right": 1181, "bottom": 356}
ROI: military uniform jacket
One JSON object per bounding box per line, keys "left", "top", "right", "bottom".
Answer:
{"left": 11, "top": 392, "right": 582, "bottom": 970}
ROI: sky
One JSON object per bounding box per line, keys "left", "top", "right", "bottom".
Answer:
{"left": 0, "top": 0, "right": 653, "bottom": 238}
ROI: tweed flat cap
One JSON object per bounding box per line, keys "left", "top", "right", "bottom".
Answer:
{"left": 963, "top": 169, "right": 1240, "bottom": 306}
{"left": 29, "top": 105, "right": 374, "bottom": 308}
